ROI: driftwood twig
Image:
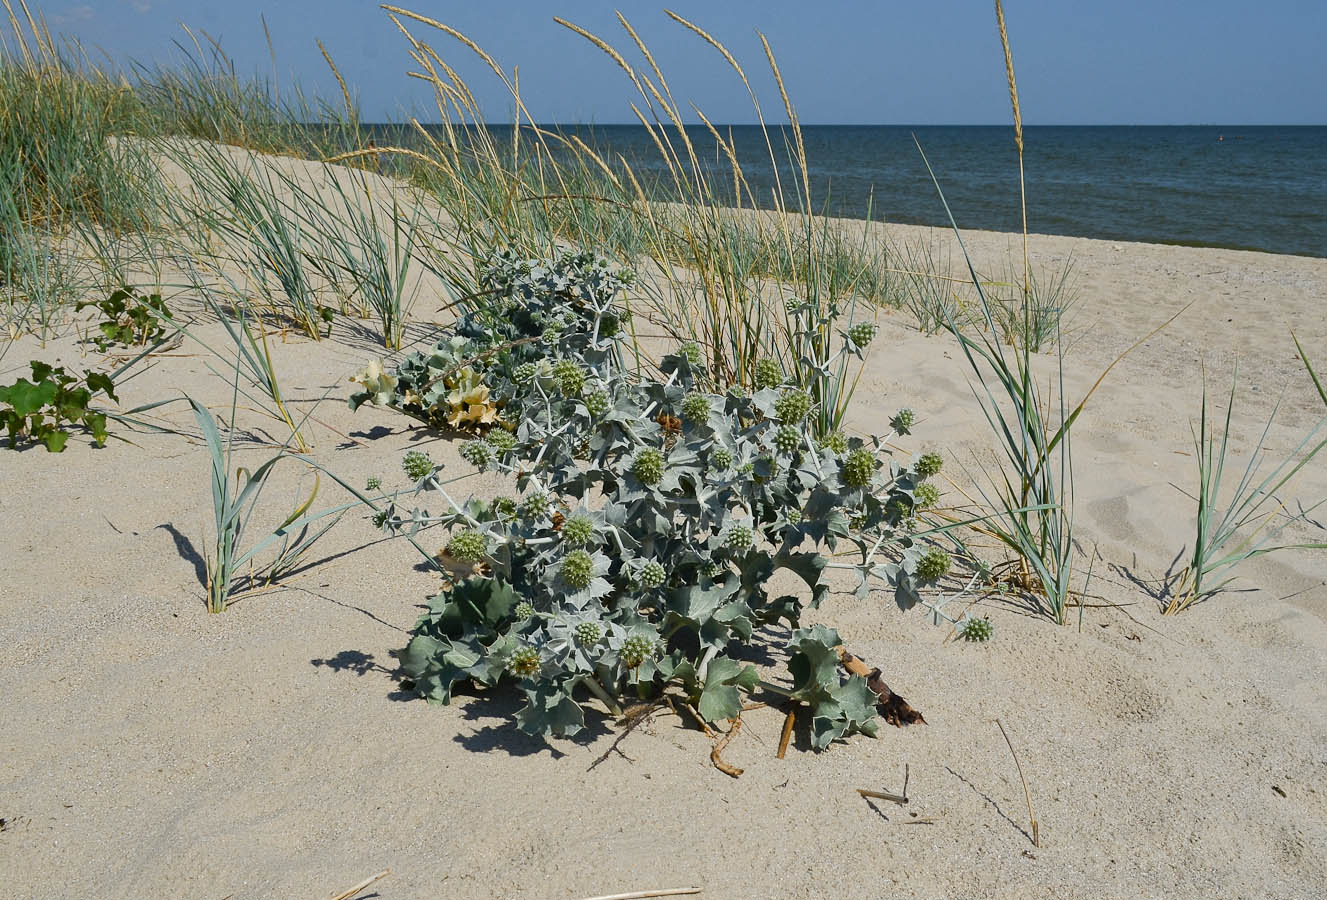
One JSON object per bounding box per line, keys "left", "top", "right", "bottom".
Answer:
{"left": 327, "top": 868, "right": 389, "bottom": 900}
{"left": 577, "top": 888, "right": 702, "bottom": 900}
{"left": 856, "top": 788, "right": 908, "bottom": 805}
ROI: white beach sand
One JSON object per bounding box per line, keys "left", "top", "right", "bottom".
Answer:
{"left": 2, "top": 148, "right": 1325, "bottom": 899}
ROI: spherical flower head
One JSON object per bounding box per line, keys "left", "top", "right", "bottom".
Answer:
{"left": 445, "top": 528, "right": 487, "bottom": 564}
{"left": 513, "top": 361, "right": 537, "bottom": 383}
{"left": 959, "top": 616, "right": 994, "bottom": 643}
{"left": 621, "top": 634, "right": 658, "bottom": 669}
{"left": 819, "top": 431, "right": 849, "bottom": 455}
{"left": 632, "top": 448, "right": 665, "bottom": 486}
{"left": 574, "top": 621, "right": 603, "bottom": 645}
{"left": 599, "top": 313, "right": 621, "bottom": 338}
{"left": 754, "top": 357, "right": 782, "bottom": 391}
{"left": 514, "top": 601, "right": 535, "bottom": 622}
{"left": 561, "top": 514, "right": 595, "bottom": 546}
{"left": 520, "top": 491, "right": 550, "bottom": 519}
{"left": 486, "top": 429, "right": 517, "bottom": 454}
{"left": 891, "top": 408, "right": 916, "bottom": 435}
{"left": 541, "top": 325, "right": 562, "bottom": 346}
{"left": 774, "top": 389, "right": 812, "bottom": 425}
{"left": 365, "top": 475, "right": 382, "bottom": 492}
{"left": 680, "top": 341, "right": 703, "bottom": 366}
{"left": 553, "top": 359, "right": 585, "bottom": 396}
{"left": 402, "top": 449, "right": 433, "bottom": 481}
{"left": 508, "top": 646, "right": 541, "bottom": 677}
{"left": 638, "top": 560, "right": 666, "bottom": 589}
{"left": 709, "top": 447, "right": 733, "bottom": 471}
{"left": 561, "top": 549, "right": 594, "bottom": 589}
{"left": 916, "top": 451, "right": 944, "bottom": 479}
{"left": 785, "top": 508, "right": 803, "bottom": 525}
{"left": 916, "top": 547, "right": 952, "bottom": 583}
{"left": 371, "top": 509, "right": 390, "bottom": 529}
{"left": 914, "top": 482, "right": 941, "bottom": 509}
{"left": 784, "top": 296, "right": 800, "bottom": 314}
{"left": 848, "top": 320, "right": 878, "bottom": 347}
{"left": 726, "top": 524, "right": 754, "bottom": 551}
{"left": 773, "top": 424, "right": 801, "bottom": 456}
{"left": 841, "top": 447, "right": 876, "bottom": 488}
{"left": 493, "top": 496, "right": 518, "bottom": 518}
{"left": 739, "top": 462, "right": 755, "bottom": 477}
{"left": 585, "top": 389, "right": 610, "bottom": 417}
{"left": 460, "top": 440, "right": 491, "bottom": 468}
{"left": 680, "top": 391, "right": 710, "bottom": 424}
{"left": 702, "top": 560, "right": 724, "bottom": 579}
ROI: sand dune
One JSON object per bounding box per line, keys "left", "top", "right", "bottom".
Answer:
{"left": 2, "top": 147, "right": 1324, "bottom": 899}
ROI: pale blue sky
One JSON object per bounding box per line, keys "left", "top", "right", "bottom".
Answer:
{"left": 40, "top": 1, "right": 1327, "bottom": 124}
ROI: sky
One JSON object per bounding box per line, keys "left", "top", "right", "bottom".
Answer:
{"left": 35, "top": 0, "right": 1327, "bottom": 125}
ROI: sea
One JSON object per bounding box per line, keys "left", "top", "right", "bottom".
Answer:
{"left": 371, "top": 124, "right": 1327, "bottom": 259}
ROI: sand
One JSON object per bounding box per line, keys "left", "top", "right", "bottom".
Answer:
{"left": 2, "top": 146, "right": 1325, "bottom": 899}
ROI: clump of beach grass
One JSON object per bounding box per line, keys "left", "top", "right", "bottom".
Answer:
{"left": 1165, "top": 364, "right": 1327, "bottom": 614}
{"left": 351, "top": 5, "right": 912, "bottom": 435}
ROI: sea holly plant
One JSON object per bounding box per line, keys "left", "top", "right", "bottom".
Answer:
{"left": 355, "top": 250, "right": 953, "bottom": 748}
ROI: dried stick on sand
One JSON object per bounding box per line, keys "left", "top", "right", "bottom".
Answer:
{"left": 327, "top": 868, "right": 390, "bottom": 900}
{"left": 577, "top": 889, "right": 703, "bottom": 900}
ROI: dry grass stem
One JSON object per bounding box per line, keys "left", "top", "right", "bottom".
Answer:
{"left": 996, "top": 718, "right": 1039, "bottom": 847}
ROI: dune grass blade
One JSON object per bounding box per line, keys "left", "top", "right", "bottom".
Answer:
{"left": 290, "top": 164, "right": 421, "bottom": 349}
{"left": 1166, "top": 368, "right": 1327, "bottom": 614}
{"left": 910, "top": 131, "right": 1076, "bottom": 623}
{"left": 173, "top": 144, "right": 329, "bottom": 339}
{"left": 1294, "top": 334, "right": 1326, "bottom": 408}
{"left": 188, "top": 386, "right": 352, "bottom": 613}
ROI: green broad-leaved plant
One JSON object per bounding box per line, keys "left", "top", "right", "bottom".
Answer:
{"left": 356, "top": 250, "right": 953, "bottom": 746}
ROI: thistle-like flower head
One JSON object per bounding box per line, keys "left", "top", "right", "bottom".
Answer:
{"left": 508, "top": 646, "right": 540, "bottom": 677}
{"left": 621, "top": 634, "right": 658, "bottom": 669}
{"left": 754, "top": 357, "right": 782, "bottom": 390}
{"left": 680, "top": 391, "right": 710, "bottom": 424}
{"left": 959, "top": 616, "right": 994, "bottom": 642}
{"left": 774, "top": 389, "right": 812, "bottom": 425}
{"left": 402, "top": 449, "right": 433, "bottom": 481}
{"left": 916, "top": 451, "right": 944, "bottom": 479}
{"left": 460, "top": 440, "right": 491, "bottom": 468}
{"left": 841, "top": 447, "right": 875, "bottom": 488}
{"left": 561, "top": 549, "right": 594, "bottom": 589}
{"left": 916, "top": 547, "right": 952, "bottom": 583}
{"left": 561, "top": 514, "right": 595, "bottom": 546}
{"left": 574, "top": 621, "right": 603, "bottom": 645}
{"left": 773, "top": 424, "right": 801, "bottom": 456}
{"left": 445, "top": 528, "right": 487, "bottom": 564}
{"left": 638, "top": 560, "right": 666, "bottom": 589}
{"left": 632, "top": 448, "right": 665, "bottom": 486}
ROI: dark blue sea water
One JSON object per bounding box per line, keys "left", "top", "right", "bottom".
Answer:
{"left": 379, "top": 124, "right": 1327, "bottom": 258}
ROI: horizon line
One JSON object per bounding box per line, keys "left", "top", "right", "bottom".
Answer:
{"left": 355, "top": 121, "right": 1327, "bottom": 129}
